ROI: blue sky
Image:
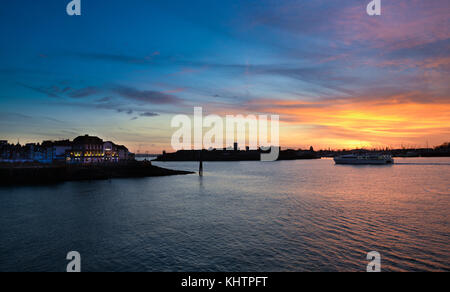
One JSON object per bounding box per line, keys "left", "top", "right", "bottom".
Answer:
{"left": 1, "top": 0, "right": 449, "bottom": 152}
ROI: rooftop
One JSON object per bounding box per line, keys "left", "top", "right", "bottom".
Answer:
{"left": 73, "top": 135, "right": 104, "bottom": 145}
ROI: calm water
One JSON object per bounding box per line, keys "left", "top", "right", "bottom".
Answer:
{"left": 0, "top": 158, "right": 449, "bottom": 272}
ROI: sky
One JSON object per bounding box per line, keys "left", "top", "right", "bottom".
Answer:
{"left": 0, "top": 0, "right": 449, "bottom": 153}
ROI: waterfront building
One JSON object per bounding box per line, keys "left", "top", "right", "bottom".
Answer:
{"left": 37, "top": 140, "right": 73, "bottom": 163}
{"left": 103, "top": 141, "right": 118, "bottom": 162}
{"left": 70, "top": 135, "right": 105, "bottom": 164}
{"left": 24, "top": 143, "right": 38, "bottom": 162}
{"left": 52, "top": 140, "right": 73, "bottom": 162}
{"left": 103, "top": 141, "right": 134, "bottom": 162}
{"left": 0, "top": 135, "right": 134, "bottom": 164}
{"left": 117, "top": 145, "right": 133, "bottom": 161}
{"left": 68, "top": 135, "right": 134, "bottom": 164}
{"left": 0, "top": 141, "right": 8, "bottom": 160}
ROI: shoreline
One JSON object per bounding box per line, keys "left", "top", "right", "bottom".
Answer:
{"left": 0, "top": 161, "right": 194, "bottom": 186}
{"left": 153, "top": 155, "right": 450, "bottom": 162}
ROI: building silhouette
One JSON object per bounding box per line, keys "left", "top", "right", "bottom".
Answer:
{"left": 0, "top": 135, "right": 134, "bottom": 164}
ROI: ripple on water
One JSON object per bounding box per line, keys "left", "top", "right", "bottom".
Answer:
{"left": 0, "top": 158, "right": 449, "bottom": 271}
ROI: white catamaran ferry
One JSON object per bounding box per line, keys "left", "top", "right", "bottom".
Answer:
{"left": 334, "top": 154, "right": 394, "bottom": 165}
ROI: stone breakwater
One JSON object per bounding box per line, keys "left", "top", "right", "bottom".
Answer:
{"left": 0, "top": 161, "right": 193, "bottom": 186}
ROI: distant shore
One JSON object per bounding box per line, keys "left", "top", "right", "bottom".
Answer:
{"left": 155, "top": 149, "right": 319, "bottom": 162}
{"left": 154, "top": 147, "right": 450, "bottom": 162}
{"left": 0, "top": 161, "right": 193, "bottom": 186}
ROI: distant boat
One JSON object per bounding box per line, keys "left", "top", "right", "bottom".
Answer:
{"left": 334, "top": 154, "right": 394, "bottom": 165}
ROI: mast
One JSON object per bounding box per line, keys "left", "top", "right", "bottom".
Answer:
{"left": 199, "top": 151, "right": 203, "bottom": 176}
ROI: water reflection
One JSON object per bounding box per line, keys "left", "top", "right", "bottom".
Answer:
{"left": 0, "top": 157, "right": 449, "bottom": 272}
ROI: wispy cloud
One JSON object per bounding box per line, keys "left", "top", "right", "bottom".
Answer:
{"left": 140, "top": 112, "right": 159, "bottom": 117}
{"left": 113, "top": 86, "right": 181, "bottom": 105}
{"left": 69, "top": 52, "right": 158, "bottom": 65}
{"left": 19, "top": 83, "right": 65, "bottom": 98}
{"left": 68, "top": 86, "right": 101, "bottom": 98}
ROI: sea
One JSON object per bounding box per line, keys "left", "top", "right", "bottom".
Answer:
{"left": 0, "top": 157, "right": 449, "bottom": 272}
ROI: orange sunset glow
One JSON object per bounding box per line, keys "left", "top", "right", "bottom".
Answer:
{"left": 267, "top": 98, "right": 450, "bottom": 149}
